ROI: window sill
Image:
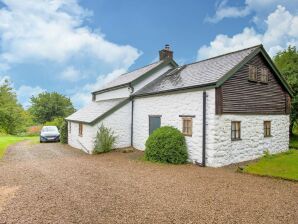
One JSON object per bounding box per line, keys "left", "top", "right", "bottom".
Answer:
{"left": 248, "top": 79, "right": 257, "bottom": 83}
{"left": 260, "top": 82, "right": 269, "bottom": 85}
{"left": 264, "top": 135, "right": 273, "bottom": 138}
{"left": 183, "top": 134, "right": 192, "bottom": 137}
{"left": 231, "top": 138, "right": 242, "bottom": 141}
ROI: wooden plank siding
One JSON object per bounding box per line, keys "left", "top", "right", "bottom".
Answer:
{"left": 216, "top": 53, "right": 290, "bottom": 115}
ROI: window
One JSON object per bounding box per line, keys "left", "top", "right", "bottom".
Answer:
{"left": 248, "top": 65, "right": 257, "bottom": 81}
{"left": 264, "top": 121, "right": 271, "bottom": 137}
{"left": 79, "top": 123, "right": 83, "bottom": 136}
{"left": 149, "top": 116, "right": 161, "bottom": 135}
{"left": 260, "top": 68, "right": 269, "bottom": 83}
{"left": 69, "top": 122, "right": 71, "bottom": 133}
{"left": 182, "top": 117, "right": 192, "bottom": 136}
{"left": 231, "top": 121, "right": 241, "bottom": 140}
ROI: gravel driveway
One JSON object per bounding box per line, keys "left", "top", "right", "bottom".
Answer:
{"left": 0, "top": 141, "right": 297, "bottom": 224}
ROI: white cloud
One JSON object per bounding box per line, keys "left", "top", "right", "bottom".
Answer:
{"left": 70, "top": 68, "right": 127, "bottom": 107}
{"left": 198, "top": 5, "right": 298, "bottom": 60}
{"left": 60, "top": 66, "right": 82, "bottom": 82}
{"left": 0, "top": 0, "right": 142, "bottom": 108}
{"left": 206, "top": 0, "right": 297, "bottom": 24}
{"left": 0, "top": 0, "right": 140, "bottom": 69}
{"left": 206, "top": 0, "right": 251, "bottom": 23}
{"left": 16, "top": 85, "right": 45, "bottom": 108}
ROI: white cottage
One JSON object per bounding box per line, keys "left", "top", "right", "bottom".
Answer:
{"left": 66, "top": 45, "right": 292, "bottom": 167}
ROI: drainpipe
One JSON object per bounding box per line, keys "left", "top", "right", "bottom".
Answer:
{"left": 202, "top": 91, "right": 207, "bottom": 167}
{"left": 196, "top": 91, "right": 207, "bottom": 167}
{"left": 130, "top": 97, "right": 134, "bottom": 147}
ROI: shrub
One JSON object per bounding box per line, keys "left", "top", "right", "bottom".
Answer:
{"left": 93, "top": 124, "right": 117, "bottom": 154}
{"left": 45, "top": 117, "right": 64, "bottom": 129}
{"left": 60, "top": 121, "right": 68, "bottom": 144}
{"left": 144, "top": 126, "right": 188, "bottom": 164}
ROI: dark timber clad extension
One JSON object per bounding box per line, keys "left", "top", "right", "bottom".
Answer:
{"left": 216, "top": 53, "right": 291, "bottom": 114}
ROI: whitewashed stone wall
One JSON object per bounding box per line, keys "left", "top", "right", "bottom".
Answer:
{"left": 133, "top": 89, "right": 215, "bottom": 163}
{"left": 208, "top": 114, "right": 289, "bottom": 167}
{"left": 68, "top": 102, "right": 132, "bottom": 153}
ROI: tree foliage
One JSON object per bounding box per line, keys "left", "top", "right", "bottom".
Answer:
{"left": 274, "top": 46, "right": 298, "bottom": 134}
{"left": 29, "top": 92, "right": 75, "bottom": 124}
{"left": 0, "top": 80, "right": 28, "bottom": 134}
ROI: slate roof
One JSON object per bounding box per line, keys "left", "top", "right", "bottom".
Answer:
{"left": 135, "top": 45, "right": 260, "bottom": 95}
{"left": 66, "top": 98, "right": 128, "bottom": 123}
{"left": 93, "top": 60, "right": 164, "bottom": 93}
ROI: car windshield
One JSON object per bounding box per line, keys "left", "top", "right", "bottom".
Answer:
{"left": 42, "top": 126, "right": 58, "bottom": 132}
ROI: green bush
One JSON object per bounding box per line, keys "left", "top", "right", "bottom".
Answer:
{"left": 144, "top": 126, "right": 188, "bottom": 164}
{"left": 93, "top": 124, "right": 117, "bottom": 154}
{"left": 60, "top": 120, "right": 68, "bottom": 144}
{"left": 45, "top": 117, "right": 64, "bottom": 129}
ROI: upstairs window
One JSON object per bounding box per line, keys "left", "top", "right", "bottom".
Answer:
{"left": 248, "top": 65, "right": 257, "bottom": 82}
{"left": 79, "top": 123, "right": 83, "bottom": 137}
{"left": 182, "top": 117, "right": 193, "bottom": 136}
{"left": 231, "top": 121, "right": 241, "bottom": 140}
{"left": 264, "top": 121, "right": 271, "bottom": 137}
{"left": 260, "top": 68, "right": 269, "bottom": 83}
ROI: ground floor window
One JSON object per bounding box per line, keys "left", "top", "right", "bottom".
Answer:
{"left": 69, "top": 122, "right": 71, "bottom": 133}
{"left": 79, "top": 123, "right": 83, "bottom": 137}
{"left": 264, "top": 121, "right": 271, "bottom": 137}
{"left": 231, "top": 121, "right": 241, "bottom": 140}
{"left": 182, "top": 117, "right": 192, "bottom": 136}
{"left": 149, "top": 115, "right": 161, "bottom": 135}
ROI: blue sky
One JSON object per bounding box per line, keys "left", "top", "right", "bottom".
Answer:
{"left": 0, "top": 0, "right": 297, "bottom": 109}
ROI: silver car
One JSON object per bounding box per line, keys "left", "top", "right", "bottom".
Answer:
{"left": 40, "top": 126, "right": 60, "bottom": 143}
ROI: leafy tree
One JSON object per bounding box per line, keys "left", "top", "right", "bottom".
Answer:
{"left": 94, "top": 124, "right": 117, "bottom": 154}
{"left": 274, "top": 46, "right": 298, "bottom": 135}
{"left": 29, "top": 92, "right": 75, "bottom": 124}
{"left": 0, "top": 80, "right": 27, "bottom": 134}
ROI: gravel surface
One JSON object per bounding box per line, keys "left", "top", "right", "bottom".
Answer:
{"left": 0, "top": 141, "right": 297, "bottom": 224}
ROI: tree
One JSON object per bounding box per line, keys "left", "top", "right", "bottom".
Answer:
{"left": 0, "top": 80, "right": 27, "bottom": 134}
{"left": 274, "top": 46, "right": 298, "bottom": 135}
{"left": 29, "top": 92, "right": 75, "bottom": 124}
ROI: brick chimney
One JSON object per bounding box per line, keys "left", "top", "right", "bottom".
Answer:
{"left": 159, "top": 44, "right": 173, "bottom": 60}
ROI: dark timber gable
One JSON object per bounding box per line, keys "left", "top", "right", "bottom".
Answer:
{"left": 216, "top": 52, "right": 291, "bottom": 115}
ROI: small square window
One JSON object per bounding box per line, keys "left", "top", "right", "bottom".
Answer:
{"left": 182, "top": 118, "right": 192, "bottom": 136}
{"left": 78, "top": 123, "right": 83, "bottom": 137}
{"left": 264, "top": 121, "right": 271, "bottom": 137}
{"left": 248, "top": 65, "right": 257, "bottom": 82}
{"left": 231, "top": 121, "right": 241, "bottom": 140}
{"left": 260, "top": 68, "right": 269, "bottom": 83}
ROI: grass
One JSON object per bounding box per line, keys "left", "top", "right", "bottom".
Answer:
{"left": 0, "top": 136, "right": 38, "bottom": 159}
{"left": 243, "top": 150, "right": 298, "bottom": 181}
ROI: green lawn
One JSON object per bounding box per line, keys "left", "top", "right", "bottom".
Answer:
{"left": 0, "top": 136, "right": 38, "bottom": 159}
{"left": 244, "top": 150, "right": 298, "bottom": 181}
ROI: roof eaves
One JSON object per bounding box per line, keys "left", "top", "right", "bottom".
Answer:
{"left": 91, "top": 83, "right": 129, "bottom": 95}
{"left": 134, "top": 82, "right": 216, "bottom": 98}
{"left": 89, "top": 98, "right": 131, "bottom": 125}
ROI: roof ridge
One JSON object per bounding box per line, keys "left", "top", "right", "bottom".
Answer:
{"left": 184, "top": 44, "right": 262, "bottom": 67}
{"left": 119, "top": 60, "right": 162, "bottom": 77}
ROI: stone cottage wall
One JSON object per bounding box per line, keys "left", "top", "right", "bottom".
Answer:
{"left": 68, "top": 102, "right": 132, "bottom": 153}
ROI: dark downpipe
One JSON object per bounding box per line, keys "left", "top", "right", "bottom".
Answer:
{"left": 130, "top": 98, "right": 134, "bottom": 147}
{"left": 195, "top": 91, "right": 207, "bottom": 167}
{"left": 202, "top": 91, "right": 206, "bottom": 167}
